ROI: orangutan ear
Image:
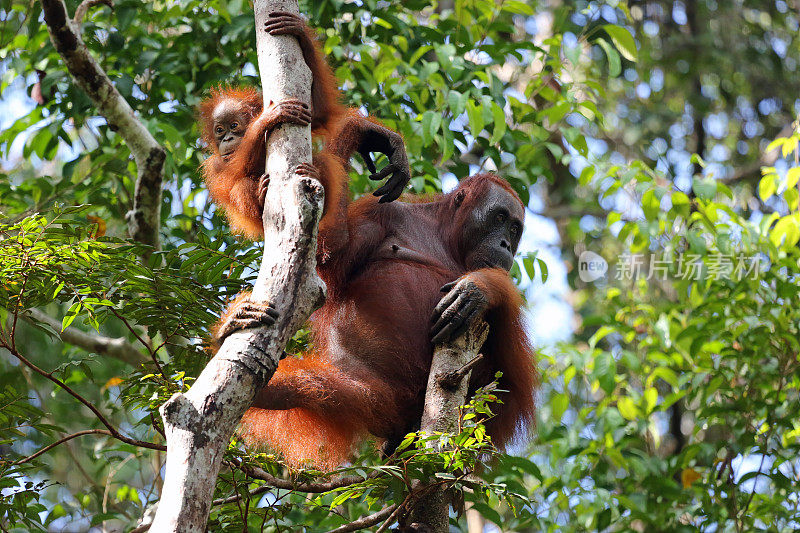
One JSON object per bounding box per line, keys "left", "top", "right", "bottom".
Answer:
{"left": 454, "top": 190, "right": 466, "bottom": 207}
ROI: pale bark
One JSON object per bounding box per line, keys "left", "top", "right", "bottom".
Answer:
{"left": 24, "top": 308, "right": 146, "bottom": 365}
{"left": 40, "top": 0, "right": 165, "bottom": 251}
{"left": 72, "top": 0, "right": 112, "bottom": 25}
{"left": 465, "top": 503, "right": 486, "bottom": 533}
{"left": 408, "top": 320, "right": 489, "bottom": 532}
{"left": 148, "top": 0, "right": 321, "bottom": 530}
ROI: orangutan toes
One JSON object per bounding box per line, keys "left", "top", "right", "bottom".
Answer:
{"left": 257, "top": 174, "right": 270, "bottom": 207}
{"left": 294, "top": 161, "right": 320, "bottom": 180}
{"left": 216, "top": 300, "right": 280, "bottom": 344}
{"left": 266, "top": 99, "right": 312, "bottom": 128}
{"left": 263, "top": 12, "right": 306, "bottom": 37}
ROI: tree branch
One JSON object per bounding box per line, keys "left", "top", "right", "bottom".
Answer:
{"left": 0, "top": 341, "right": 165, "bottom": 452}
{"left": 150, "top": 0, "right": 323, "bottom": 530}
{"left": 437, "top": 353, "right": 484, "bottom": 390}
{"left": 40, "top": 0, "right": 165, "bottom": 252}
{"left": 9, "top": 429, "right": 112, "bottom": 465}
{"left": 408, "top": 320, "right": 489, "bottom": 531}
{"left": 23, "top": 308, "right": 147, "bottom": 365}
{"left": 243, "top": 464, "right": 383, "bottom": 493}
{"left": 72, "top": 0, "right": 112, "bottom": 25}
{"left": 327, "top": 504, "right": 399, "bottom": 533}
{"left": 375, "top": 493, "right": 413, "bottom": 533}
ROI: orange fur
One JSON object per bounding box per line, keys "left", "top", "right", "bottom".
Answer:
{"left": 198, "top": 86, "right": 262, "bottom": 149}
{"left": 468, "top": 268, "right": 538, "bottom": 445}
{"left": 198, "top": 15, "right": 348, "bottom": 240}
{"left": 240, "top": 408, "right": 362, "bottom": 470}
{"left": 239, "top": 357, "right": 370, "bottom": 469}
{"left": 215, "top": 174, "right": 537, "bottom": 469}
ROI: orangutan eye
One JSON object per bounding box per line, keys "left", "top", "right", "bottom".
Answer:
{"left": 230, "top": 121, "right": 239, "bottom": 129}
{"left": 510, "top": 225, "right": 518, "bottom": 236}
{"left": 496, "top": 212, "right": 507, "bottom": 223}
{"left": 215, "top": 126, "right": 224, "bottom": 134}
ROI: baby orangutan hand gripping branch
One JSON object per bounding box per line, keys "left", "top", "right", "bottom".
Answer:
{"left": 198, "top": 12, "right": 409, "bottom": 249}
{"left": 213, "top": 165, "right": 538, "bottom": 468}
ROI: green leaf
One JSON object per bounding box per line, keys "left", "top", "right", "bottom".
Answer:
{"left": 466, "top": 101, "right": 484, "bottom": 136}
{"left": 447, "top": 90, "right": 466, "bottom": 116}
{"left": 771, "top": 214, "right": 800, "bottom": 248}
{"left": 603, "top": 24, "right": 637, "bottom": 62}
{"left": 596, "top": 38, "right": 621, "bottom": 77}
{"left": 490, "top": 103, "right": 507, "bottom": 144}
{"left": 551, "top": 392, "right": 569, "bottom": 422}
{"left": 537, "top": 258, "right": 548, "bottom": 283}
{"left": 786, "top": 167, "right": 800, "bottom": 189}
{"left": 593, "top": 350, "right": 616, "bottom": 394}
{"left": 469, "top": 502, "right": 503, "bottom": 527}
{"left": 785, "top": 187, "right": 799, "bottom": 210}
{"left": 541, "top": 101, "right": 570, "bottom": 124}
{"left": 782, "top": 136, "right": 799, "bottom": 158}
{"left": 759, "top": 173, "right": 778, "bottom": 201}
{"left": 504, "top": 1, "right": 535, "bottom": 15}
{"left": 766, "top": 138, "right": 785, "bottom": 154}
{"left": 420, "top": 111, "right": 442, "bottom": 146}
{"left": 61, "top": 302, "right": 82, "bottom": 331}
{"left": 693, "top": 177, "right": 717, "bottom": 201}
{"left": 641, "top": 188, "right": 660, "bottom": 219}
{"left": 589, "top": 326, "right": 614, "bottom": 348}
{"left": 522, "top": 256, "right": 536, "bottom": 280}
{"left": 643, "top": 387, "right": 658, "bottom": 413}
{"left": 671, "top": 191, "right": 691, "bottom": 217}
{"left": 617, "top": 397, "right": 638, "bottom": 420}
{"left": 579, "top": 165, "right": 595, "bottom": 186}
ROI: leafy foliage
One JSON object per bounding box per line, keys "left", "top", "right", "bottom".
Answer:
{"left": 2, "top": 0, "right": 799, "bottom": 531}
{"left": 534, "top": 135, "right": 800, "bottom": 529}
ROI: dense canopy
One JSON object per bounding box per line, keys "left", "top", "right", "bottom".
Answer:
{"left": 1, "top": 0, "right": 799, "bottom": 531}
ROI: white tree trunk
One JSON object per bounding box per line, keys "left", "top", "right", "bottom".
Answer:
{"left": 410, "top": 320, "right": 489, "bottom": 532}
{"left": 149, "top": 0, "right": 323, "bottom": 530}
{"left": 40, "top": 0, "right": 164, "bottom": 251}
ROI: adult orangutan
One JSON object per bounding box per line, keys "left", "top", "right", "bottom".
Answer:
{"left": 198, "top": 12, "right": 408, "bottom": 242}
{"left": 214, "top": 160, "right": 537, "bottom": 467}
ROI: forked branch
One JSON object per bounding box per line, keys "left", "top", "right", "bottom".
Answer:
{"left": 40, "top": 0, "right": 165, "bottom": 251}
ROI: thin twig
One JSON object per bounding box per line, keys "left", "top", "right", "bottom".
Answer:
{"left": 213, "top": 485, "right": 271, "bottom": 506}
{"left": 73, "top": 0, "right": 112, "bottom": 25}
{"left": 10, "top": 264, "right": 31, "bottom": 352}
{"left": 437, "top": 353, "right": 484, "bottom": 390}
{"left": 374, "top": 492, "right": 412, "bottom": 533}
{"left": 739, "top": 357, "right": 789, "bottom": 521}
{"left": 103, "top": 453, "right": 137, "bottom": 512}
{"left": 326, "top": 504, "right": 399, "bottom": 533}
{"left": 150, "top": 413, "right": 166, "bottom": 438}
{"left": 243, "top": 463, "right": 384, "bottom": 493}
{"left": 3, "top": 343, "right": 164, "bottom": 451}
{"left": 23, "top": 308, "right": 146, "bottom": 365}
{"left": 9, "top": 429, "right": 112, "bottom": 465}
{"left": 106, "top": 306, "right": 167, "bottom": 379}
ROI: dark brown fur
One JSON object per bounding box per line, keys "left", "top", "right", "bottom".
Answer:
{"left": 230, "top": 173, "right": 537, "bottom": 468}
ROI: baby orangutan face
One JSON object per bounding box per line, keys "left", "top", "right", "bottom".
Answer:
{"left": 212, "top": 99, "right": 253, "bottom": 158}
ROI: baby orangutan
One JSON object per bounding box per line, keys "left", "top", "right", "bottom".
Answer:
{"left": 199, "top": 12, "right": 409, "bottom": 241}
